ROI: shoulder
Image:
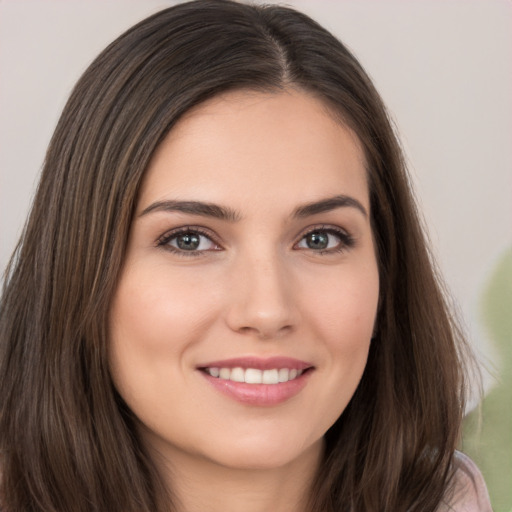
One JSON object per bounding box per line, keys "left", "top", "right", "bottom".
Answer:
{"left": 437, "top": 451, "right": 493, "bottom": 512}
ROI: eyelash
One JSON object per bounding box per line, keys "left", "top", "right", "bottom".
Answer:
{"left": 156, "top": 226, "right": 221, "bottom": 257}
{"left": 156, "top": 225, "right": 355, "bottom": 257}
{"left": 297, "top": 225, "right": 356, "bottom": 254}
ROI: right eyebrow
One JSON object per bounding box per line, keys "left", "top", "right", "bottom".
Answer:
{"left": 293, "top": 194, "right": 368, "bottom": 219}
{"left": 138, "top": 200, "right": 241, "bottom": 222}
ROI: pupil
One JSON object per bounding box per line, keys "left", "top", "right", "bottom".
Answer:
{"left": 177, "top": 233, "right": 200, "bottom": 250}
{"left": 307, "top": 232, "right": 328, "bottom": 250}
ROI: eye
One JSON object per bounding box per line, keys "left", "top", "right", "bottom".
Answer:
{"left": 157, "top": 228, "right": 221, "bottom": 255}
{"left": 295, "top": 227, "right": 354, "bottom": 253}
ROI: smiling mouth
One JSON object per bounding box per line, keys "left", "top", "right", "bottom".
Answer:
{"left": 198, "top": 358, "right": 314, "bottom": 405}
{"left": 201, "top": 367, "right": 308, "bottom": 384}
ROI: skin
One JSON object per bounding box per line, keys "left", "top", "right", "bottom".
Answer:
{"left": 109, "top": 89, "right": 380, "bottom": 512}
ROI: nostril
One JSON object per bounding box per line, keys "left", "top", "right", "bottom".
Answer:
{"left": 235, "top": 323, "right": 293, "bottom": 340}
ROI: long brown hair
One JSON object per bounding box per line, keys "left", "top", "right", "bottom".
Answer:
{"left": 0, "top": 1, "right": 474, "bottom": 510}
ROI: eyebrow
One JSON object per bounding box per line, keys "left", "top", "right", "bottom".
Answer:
{"left": 139, "top": 194, "right": 367, "bottom": 221}
{"left": 139, "top": 200, "right": 241, "bottom": 221}
{"left": 292, "top": 195, "right": 368, "bottom": 219}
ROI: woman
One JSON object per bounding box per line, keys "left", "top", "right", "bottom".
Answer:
{"left": 0, "top": 1, "right": 492, "bottom": 511}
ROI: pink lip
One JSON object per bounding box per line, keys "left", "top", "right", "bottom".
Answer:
{"left": 197, "top": 357, "right": 314, "bottom": 406}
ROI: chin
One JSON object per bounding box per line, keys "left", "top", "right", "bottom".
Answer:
{"left": 201, "top": 435, "right": 323, "bottom": 472}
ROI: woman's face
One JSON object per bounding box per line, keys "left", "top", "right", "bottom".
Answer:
{"left": 109, "top": 89, "right": 379, "bottom": 472}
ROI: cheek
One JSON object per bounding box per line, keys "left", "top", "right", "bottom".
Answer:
{"left": 300, "top": 261, "right": 379, "bottom": 420}
{"left": 304, "top": 261, "right": 379, "bottom": 346}
{"left": 111, "top": 263, "right": 222, "bottom": 346}
{"left": 108, "top": 263, "right": 224, "bottom": 398}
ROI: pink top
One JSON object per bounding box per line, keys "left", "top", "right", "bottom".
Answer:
{"left": 437, "top": 451, "right": 493, "bottom": 511}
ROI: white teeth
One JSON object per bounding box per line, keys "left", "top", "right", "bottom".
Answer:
{"left": 262, "top": 369, "right": 279, "bottom": 384}
{"left": 278, "top": 368, "right": 289, "bottom": 382}
{"left": 205, "top": 366, "right": 306, "bottom": 384}
{"left": 219, "top": 367, "right": 231, "bottom": 380}
{"left": 245, "top": 368, "right": 263, "bottom": 384}
{"left": 230, "top": 367, "right": 245, "bottom": 382}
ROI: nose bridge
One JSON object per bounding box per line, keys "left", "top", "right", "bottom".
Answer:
{"left": 226, "top": 243, "right": 296, "bottom": 338}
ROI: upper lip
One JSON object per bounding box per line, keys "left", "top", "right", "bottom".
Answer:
{"left": 197, "top": 356, "right": 313, "bottom": 371}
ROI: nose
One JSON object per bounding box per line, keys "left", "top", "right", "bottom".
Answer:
{"left": 225, "top": 251, "right": 298, "bottom": 340}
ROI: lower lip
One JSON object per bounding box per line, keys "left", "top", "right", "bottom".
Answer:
{"left": 200, "top": 370, "right": 312, "bottom": 406}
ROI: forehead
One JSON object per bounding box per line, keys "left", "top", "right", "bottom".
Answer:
{"left": 139, "top": 89, "right": 369, "bottom": 212}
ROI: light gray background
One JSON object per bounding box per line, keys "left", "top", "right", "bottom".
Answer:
{"left": 1, "top": 0, "right": 511, "bottom": 391}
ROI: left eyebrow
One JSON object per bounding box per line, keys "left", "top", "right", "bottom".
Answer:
{"left": 292, "top": 194, "right": 368, "bottom": 219}
{"left": 138, "top": 200, "right": 241, "bottom": 222}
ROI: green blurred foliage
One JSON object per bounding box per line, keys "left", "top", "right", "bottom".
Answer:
{"left": 463, "top": 248, "right": 512, "bottom": 512}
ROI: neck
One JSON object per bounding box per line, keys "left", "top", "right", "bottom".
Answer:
{"left": 150, "top": 439, "right": 324, "bottom": 512}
